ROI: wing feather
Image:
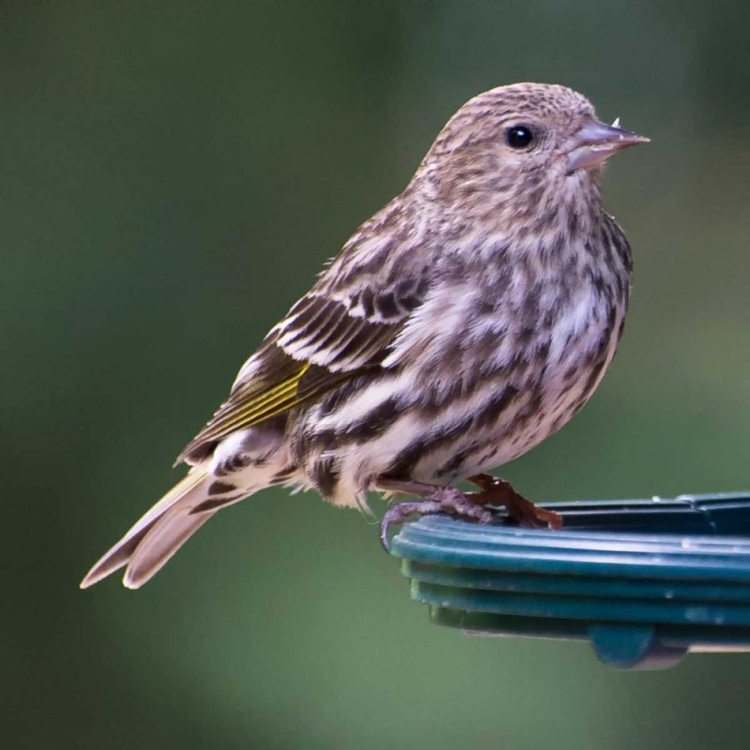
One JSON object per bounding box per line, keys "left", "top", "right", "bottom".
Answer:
{"left": 177, "top": 197, "right": 435, "bottom": 465}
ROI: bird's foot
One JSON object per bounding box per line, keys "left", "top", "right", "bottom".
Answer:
{"left": 378, "top": 482, "right": 494, "bottom": 551}
{"left": 467, "top": 474, "right": 563, "bottom": 530}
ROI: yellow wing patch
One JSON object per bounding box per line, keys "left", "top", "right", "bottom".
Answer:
{"left": 177, "top": 359, "right": 363, "bottom": 465}
{"left": 195, "top": 362, "right": 312, "bottom": 444}
{"left": 177, "top": 300, "right": 404, "bottom": 465}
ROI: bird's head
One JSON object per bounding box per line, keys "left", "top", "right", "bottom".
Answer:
{"left": 417, "top": 83, "right": 648, "bottom": 214}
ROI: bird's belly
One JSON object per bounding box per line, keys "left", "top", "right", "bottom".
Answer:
{"left": 410, "top": 300, "right": 624, "bottom": 483}
{"left": 299, "top": 292, "right": 624, "bottom": 504}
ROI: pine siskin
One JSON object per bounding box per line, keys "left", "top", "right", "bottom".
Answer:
{"left": 81, "top": 83, "right": 648, "bottom": 589}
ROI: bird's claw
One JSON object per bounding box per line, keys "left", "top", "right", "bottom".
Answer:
{"left": 380, "top": 477, "right": 563, "bottom": 552}
{"left": 467, "top": 474, "right": 563, "bottom": 530}
{"left": 379, "top": 487, "right": 494, "bottom": 552}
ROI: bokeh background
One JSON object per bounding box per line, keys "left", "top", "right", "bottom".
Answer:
{"left": 4, "top": 1, "right": 750, "bottom": 748}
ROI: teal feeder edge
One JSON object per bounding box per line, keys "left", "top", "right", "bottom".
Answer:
{"left": 389, "top": 493, "right": 750, "bottom": 670}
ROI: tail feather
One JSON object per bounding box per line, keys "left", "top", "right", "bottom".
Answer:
{"left": 122, "top": 507, "right": 217, "bottom": 589}
{"left": 78, "top": 519, "right": 159, "bottom": 588}
{"left": 80, "top": 471, "right": 210, "bottom": 589}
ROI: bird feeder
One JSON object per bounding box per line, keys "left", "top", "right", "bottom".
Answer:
{"left": 389, "top": 493, "right": 750, "bottom": 669}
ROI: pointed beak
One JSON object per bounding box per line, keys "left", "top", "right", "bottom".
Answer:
{"left": 566, "top": 118, "right": 650, "bottom": 173}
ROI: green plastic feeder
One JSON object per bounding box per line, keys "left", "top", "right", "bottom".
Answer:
{"left": 389, "top": 493, "right": 750, "bottom": 669}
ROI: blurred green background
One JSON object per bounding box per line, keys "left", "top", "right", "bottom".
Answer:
{"left": 4, "top": 1, "right": 750, "bottom": 748}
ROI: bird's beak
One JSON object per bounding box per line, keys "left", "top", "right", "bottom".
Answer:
{"left": 566, "top": 118, "right": 650, "bottom": 173}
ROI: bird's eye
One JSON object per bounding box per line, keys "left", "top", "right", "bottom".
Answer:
{"left": 505, "top": 125, "right": 535, "bottom": 149}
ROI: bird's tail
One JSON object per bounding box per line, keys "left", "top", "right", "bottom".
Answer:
{"left": 80, "top": 471, "right": 225, "bottom": 590}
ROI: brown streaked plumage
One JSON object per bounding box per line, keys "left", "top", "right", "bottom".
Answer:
{"left": 81, "top": 83, "right": 648, "bottom": 589}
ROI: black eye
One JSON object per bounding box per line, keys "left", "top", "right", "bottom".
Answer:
{"left": 505, "top": 125, "right": 534, "bottom": 149}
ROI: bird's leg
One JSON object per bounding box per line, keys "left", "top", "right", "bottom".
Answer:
{"left": 375, "top": 477, "right": 494, "bottom": 551}
{"left": 466, "top": 474, "right": 563, "bottom": 530}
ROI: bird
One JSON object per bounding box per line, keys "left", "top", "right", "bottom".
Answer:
{"left": 80, "top": 82, "right": 648, "bottom": 590}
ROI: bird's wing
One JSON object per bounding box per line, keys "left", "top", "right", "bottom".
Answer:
{"left": 177, "top": 204, "right": 432, "bottom": 464}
